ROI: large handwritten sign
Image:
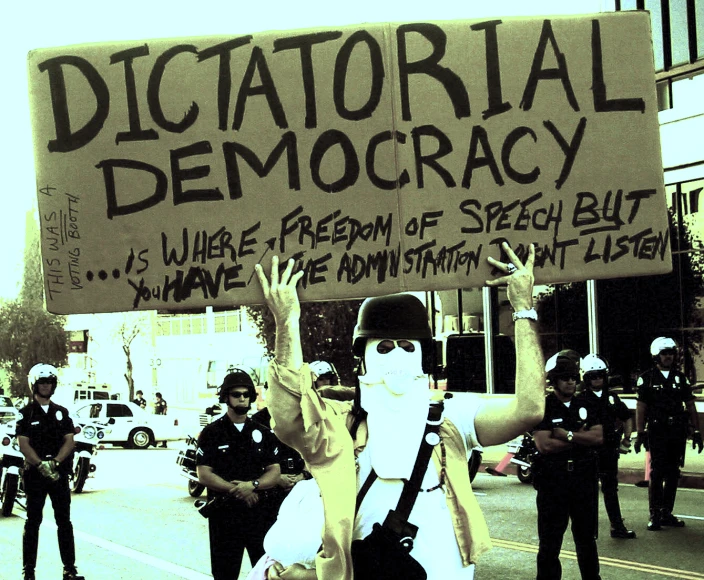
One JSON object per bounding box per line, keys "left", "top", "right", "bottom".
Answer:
{"left": 28, "top": 12, "right": 670, "bottom": 314}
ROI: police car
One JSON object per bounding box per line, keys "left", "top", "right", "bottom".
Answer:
{"left": 72, "top": 401, "right": 185, "bottom": 449}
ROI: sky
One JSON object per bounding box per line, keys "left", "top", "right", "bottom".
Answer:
{"left": 1, "top": 0, "right": 608, "bottom": 301}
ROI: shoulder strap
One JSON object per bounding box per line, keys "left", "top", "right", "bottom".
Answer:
{"left": 355, "top": 469, "right": 378, "bottom": 515}
{"left": 352, "top": 403, "right": 444, "bottom": 541}
{"left": 381, "top": 403, "right": 443, "bottom": 540}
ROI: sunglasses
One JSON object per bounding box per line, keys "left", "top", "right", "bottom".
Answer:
{"left": 659, "top": 349, "right": 677, "bottom": 356}
{"left": 555, "top": 374, "right": 579, "bottom": 383}
{"left": 229, "top": 391, "right": 250, "bottom": 399}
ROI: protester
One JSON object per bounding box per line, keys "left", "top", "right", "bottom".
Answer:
{"left": 635, "top": 337, "right": 703, "bottom": 530}
{"left": 16, "top": 364, "right": 85, "bottom": 580}
{"left": 246, "top": 477, "right": 324, "bottom": 580}
{"left": 533, "top": 350, "right": 604, "bottom": 580}
{"left": 196, "top": 369, "right": 281, "bottom": 580}
{"left": 254, "top": 242, "right": 545, "bottom": 580}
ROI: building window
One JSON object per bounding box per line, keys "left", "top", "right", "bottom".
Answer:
{"left": 156, "top": 313, "right": 208, "bottom": 336}
{"left": 214, "top": 311, "right": 242, "bottom": 334}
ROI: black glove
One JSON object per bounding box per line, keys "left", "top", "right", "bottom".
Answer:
{"left": 634, "top": 432, "right": 649, "bottom": 454}
{"left": 693, "top": 431, "right": 703, "bottom": 454}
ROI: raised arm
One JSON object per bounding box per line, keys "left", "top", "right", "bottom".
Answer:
{"left": 255, "top": 256, "right": 305, "bottom": 371}
{"left": 474, "top": 243, "right": 545, "bottom": 447}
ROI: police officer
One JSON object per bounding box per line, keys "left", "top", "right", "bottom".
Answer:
{"left": 578, "top": 354, "right": 636, "bottom": 539}
{"left": 196, "top": 369, "right": 281, "bottom": 580}
{"left": 252, "top": 399, "right": 308, "bottom": 493}
{"left": 309, "top": 360, "right": 355, "bottom": 401}
{"left": 634, "top": 337, "right": 703, "bottom": 531}
{"left": 131, "top": 389, "right": 147, "bottom": 409}
{"left": 16, "top": 364, "right": 85, "bottom": 580}
{"left": 533, "top": 350, "right": 604, "bottom": 580}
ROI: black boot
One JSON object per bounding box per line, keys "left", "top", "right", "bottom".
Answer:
{"left": 647, "top": 514, "right": 662, "bottom": 531}
{"left": 661, "top": 512, "right": 685, "bottom": 527}
{"left": 23, "top": 570, "right": 35, "bottom": 580}
{"left": 63, "top": 567, "right": 86, "bottom": 579}
{"left": 610, "top": 523, "right": 637, "bottom": 539}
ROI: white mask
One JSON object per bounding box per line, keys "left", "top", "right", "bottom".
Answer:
{"left": 358, "top": 338, "right": 430, "bottom": 479}
{"left": 361, "top": 338, "right": 424, "bottom": 394}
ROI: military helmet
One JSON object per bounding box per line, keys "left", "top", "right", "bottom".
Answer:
{"left": 28, "top": 363, "right": 59, "bottom": 395}
{"left": 352, "top": 293, "right": 434, "bottom": 373}
{"left": 218, "top": 368, "right": 256, "bottom": 403}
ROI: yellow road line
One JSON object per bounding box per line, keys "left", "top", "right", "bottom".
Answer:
{"left": 491, "top": 538, "right": 704, "bottom": 579}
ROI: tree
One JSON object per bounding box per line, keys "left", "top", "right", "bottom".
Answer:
{"left": 0, "top": 300, "right": 67, "bottom": 397}
{"left": 115, "top": 313, "right": 150, "bottom": 401}
{"left": 21, "top": 210, "right": 45, "bottom": 308}
{"left": 537, "top": 210, "right": 703, "bottom": 384}
{"left": 247, "top": 300, "right": 363, "bottom": 385}
{"left": 0, "top": 212, "right": 68, "bottom": 397}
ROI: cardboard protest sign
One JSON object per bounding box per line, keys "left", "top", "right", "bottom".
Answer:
{"left": 28, "top": 11, "right": 670, "bottom": 314}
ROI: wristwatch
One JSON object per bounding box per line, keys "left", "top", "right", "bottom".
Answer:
{"left": 512, "top": 308, "right": 538, "bottom": 323}
{"left": 566, "top": 431, "right": 574, "bottom": 442}
{"left": 252, "top": 480, "right": 260, "bottom": 489}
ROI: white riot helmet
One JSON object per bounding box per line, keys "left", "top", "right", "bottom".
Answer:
{"left": 309, "top": 360, "right": 339, "bottom": 386}
{"left": 581, "top": 354, "right": 609, "bottom": 384}
{"left": 650, "top": 337, "right": 677, "bottom": 358}
{"left": 28, "top": 363, "right": 59, "bottom": 395}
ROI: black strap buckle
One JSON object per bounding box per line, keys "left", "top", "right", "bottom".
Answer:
{"left": 567, "top": 459, "right": 574, "bottom": 472}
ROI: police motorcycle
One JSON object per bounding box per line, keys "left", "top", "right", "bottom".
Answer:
{"left": 176, "top": 403, "right": 223, "bottom": 497}
{"left": 177, "top": 434, "right": 206, "bottom": 497}
{"left": 70, "top": 418, "right": 113, "bottom": 493}
{"left": 0, "top": 420, "right": 26, "bottom": 517}
{"left": 510, "top": 432, "right": 537, "bottom": 484}
{"left": 484, "top": 431, "right": 536, "bottom": 483}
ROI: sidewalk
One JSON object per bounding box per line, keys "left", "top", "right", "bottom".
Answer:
{"left": 480, "top": 442, "right": 704, "bottom": 489}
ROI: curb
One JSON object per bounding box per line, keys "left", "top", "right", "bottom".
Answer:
{"left": 478, "top": 461, "right": 704, "bottom": 490}
{"left": 617, "top": 468, "right": 704, "bottom": 490}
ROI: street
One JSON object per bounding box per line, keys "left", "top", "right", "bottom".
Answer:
{"left": 1, "top": 444, "right": 703, "bottom": 580}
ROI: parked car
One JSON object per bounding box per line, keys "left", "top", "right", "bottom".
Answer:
{"left": 0, "top": 396, "right": 20, "bottom": 425}
{"left": 72, "top": 401, "right": 184, "bottom": 449}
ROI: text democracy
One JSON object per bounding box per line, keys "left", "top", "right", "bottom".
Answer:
{"left": 35, "top": 19, "right": 645, "bottom": 218}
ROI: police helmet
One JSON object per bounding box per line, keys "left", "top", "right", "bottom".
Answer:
{"left": 650, "top": 337, "right": 678, "bottom": 359}
{"left": 581, "top": 353, "right": 609, "bottom": 383}
{"left": 28, "top": 363, "right": 58, "bottom": 395}
{"left": 545, "top": 349, "right": 582, "bottom": 384}
{"left": 309, "top": 360, "right": 340, "bottom": 386}
{"left": 352, "top": 293, "right": 434, "bottom": 373}
{"left": 218, "top": 369, "right": 256, "bottom": 404}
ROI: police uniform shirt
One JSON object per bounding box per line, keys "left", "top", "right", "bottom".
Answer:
{"left": 251, "top": 408, "right": 305, "bottom": 475}
{"left": 16, "top": 400, "right": 75, "bottom": 474}
{"left": 636, "top": 368, "right": 694, "bottom": 422}
{"left": 196, "top": 415, "right": 279, "bottom": 499}
{"left": 534, "top": 393, "right": 602, "bottom": 462}
{"left": 578, "top": 389, "right": 630, "bottom": 448}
